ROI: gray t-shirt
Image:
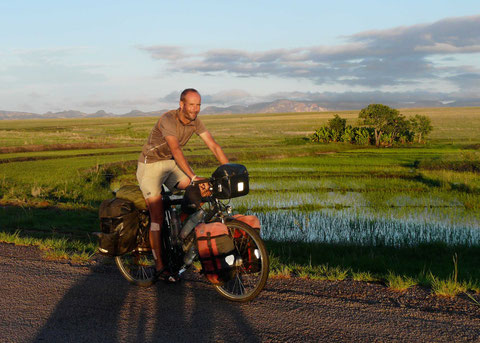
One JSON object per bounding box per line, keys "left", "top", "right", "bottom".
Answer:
{"left": 138, "top": 109, "right": 207, "bottom": 163}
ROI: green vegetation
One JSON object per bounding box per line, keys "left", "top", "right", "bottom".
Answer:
{"left": 0, "top": 107, "right": 479, "bottom": 296}
{"left": 429, "top": 254, "right": 468, "bottom": 297}
{"left": 386, "top": 271, "right": 417, "bottom": 292}
{"left": 0, "top": 230, "right": 95, "bottom": 263}
{"left": 312, "top": 104, "right": 433, "bottom": 146}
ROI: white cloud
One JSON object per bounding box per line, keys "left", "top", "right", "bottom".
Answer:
{"left": 201, "top": 89, "right": 253, "bottom": 105}
{"left": 139, "top": 15, "right": 480, "bottom": 93}
{"left": 137, "top": 45, "right": 189, "bottom": 61}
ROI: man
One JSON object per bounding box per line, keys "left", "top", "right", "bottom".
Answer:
{"left": 137, "top": 88, "right": 229, "bottom": 281}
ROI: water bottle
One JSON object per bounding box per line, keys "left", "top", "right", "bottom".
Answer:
{"left": 183, "top": 244, "right": 196, "bottom": 265}
{"left": 169, "top": 208, "right": 181, "bottom": 241}
{"left": 179, "top": 209, "right": 205, "bottom": 239}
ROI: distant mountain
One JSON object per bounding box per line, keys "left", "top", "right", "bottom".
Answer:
{"left": 2, "top": 97, "right": 479, "bottom": 120}
{"left": 202, "top": 99, "right": 327, "bottom": 114}
{"left": 119, "top": 110, "right": 168, "bottom": 117}
{"left": 0, "top": 100, "right": 326, "bottom": 120}
{"left": 0, "top": 110, "right": 40, "bottom": 120}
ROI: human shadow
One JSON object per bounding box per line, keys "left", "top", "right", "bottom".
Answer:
{"left": 32, "top": 263, "right": 131, "bottom": 342}
{"left": 32, "top": 264, "right": 261, "bottom": 343}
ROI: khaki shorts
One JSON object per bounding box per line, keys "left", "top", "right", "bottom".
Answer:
{"left": 136, "top": 160, "right": 188, "bottom": 199}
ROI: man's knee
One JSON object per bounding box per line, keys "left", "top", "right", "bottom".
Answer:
{"left": 146, "top": 195, "right": 163, "bottom": 207}
{"left": 146, "top": 195, "right": 164, "bottom": 222}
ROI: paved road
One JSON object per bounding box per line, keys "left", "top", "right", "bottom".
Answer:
{"left": 1, "top": 243, "right": 480, "bottom": 343}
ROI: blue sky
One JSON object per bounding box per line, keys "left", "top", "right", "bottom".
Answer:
{"left": 1, "top": 1, "right": 479, "bottom": 113}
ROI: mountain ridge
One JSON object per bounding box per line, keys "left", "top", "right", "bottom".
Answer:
{"left": 1, "top": 98, "right": 478, "bottom": 120}
{"left": 0, "top": 99, "right": 326, "bottom": 120}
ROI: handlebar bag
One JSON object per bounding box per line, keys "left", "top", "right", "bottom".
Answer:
{"left": 212, "top": 163, "right": 249, "bottom": 199}
{"left": 230, "top": 215, "right": 261, "bottom": 273}
{"left": 97, "top": 198, "right": 139, "bottom": 256}
{"left": 195, "top": 222, "right": 235, "bottom": 285}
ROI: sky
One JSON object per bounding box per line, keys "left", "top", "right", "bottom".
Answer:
{"left": 1, "top": 0, "right": 480, "bottom": 114}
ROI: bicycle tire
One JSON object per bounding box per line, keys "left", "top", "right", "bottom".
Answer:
{"left": 213, "top": 220, "right": 269, "bottom": 302}
{"left": 115, "top": 249, "right": 156, "bottom": 287}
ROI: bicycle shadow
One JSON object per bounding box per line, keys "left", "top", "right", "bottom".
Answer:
{"left": 150, "top": 273, "right": 260, "bottom": 343}
{"left": 32, "top": 265, "right": 260, "bottom": 343}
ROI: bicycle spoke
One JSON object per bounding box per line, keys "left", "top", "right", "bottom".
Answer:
{"left": 235, "top": 275, "right": 246, "bottom": 295}
{"left": 116, "top": 249, "right": 156, "bottom": 287}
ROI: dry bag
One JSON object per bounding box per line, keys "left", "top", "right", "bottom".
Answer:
{"left": 97, "top": 198, "right": 139, "bottom": 256}
{"left": 195, "top": 222, "right": 236, "bottom": 285}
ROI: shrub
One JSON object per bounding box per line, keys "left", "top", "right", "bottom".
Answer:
{"left": 341, "top": 126, "right": 355, "bottom": 143}
{"left": 328, "top": 115, "right": 346, "bottom": 134}
{"left": 355, "top": 127, "right": 372, "bottom": 145}
{"left": 311, "top": 127, "right": 332, "bottom": 143}
{"left": 410, "top": 114, "right": 433, "bottom": 143}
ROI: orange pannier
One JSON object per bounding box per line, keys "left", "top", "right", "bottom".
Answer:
{"left": 231, "top": 215, "right": 262, "bottom": 273}
{"left": 195, "top": 222, "right": 235, "bottom": 285}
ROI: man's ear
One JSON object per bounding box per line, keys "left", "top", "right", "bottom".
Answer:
{"left": 179, "top": 100, "right": 184, "bottom": 110}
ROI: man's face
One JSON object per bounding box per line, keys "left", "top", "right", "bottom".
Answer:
{"left": 179, "top": 92, "right": 201, "bottom": 122}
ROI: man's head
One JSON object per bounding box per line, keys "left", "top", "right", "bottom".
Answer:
{"left": 179, "top": 88, "right": 201, "bottom": 123}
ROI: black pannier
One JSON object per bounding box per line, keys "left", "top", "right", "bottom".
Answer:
{"left": 97, "top": 198, "right": 139, "bottom": 256}
{"left": 212, "top": 163, "right": 249, "bottom": 199}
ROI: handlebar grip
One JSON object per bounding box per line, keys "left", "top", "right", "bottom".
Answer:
{"left": 192, "top": 178, "right": 211, "bottom": 186}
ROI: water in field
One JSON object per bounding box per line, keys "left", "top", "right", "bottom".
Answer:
{"left": 249, "top": 209, "right": 480, "bottom": 247}
{"left": 228, "top": 153, "right": 480, "bottom": 247}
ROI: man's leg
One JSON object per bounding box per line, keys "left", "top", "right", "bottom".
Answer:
{"left": 146, "top": 164, "right": 189, "bottom": 273}
{"left": 137, "top": 161, "right": 170, "bottom": 272}
{"left": 145, "top": 195, "right": 165, "bottom": 272}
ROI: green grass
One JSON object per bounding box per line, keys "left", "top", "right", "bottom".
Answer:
{"left": 0, "top": 107, "right": 479, "bottom": 296}
{"left": 430, "top": 274, "right": 467, "bottom": 297}
{"left": 386, "top": 271, "right": 417, "bottom": 291}
{"left": 265, "top": 240, "right": 480, "bottom": 294}
{"left": 0, "top": 230, "right": 96, "bottom": 263}
{"left": 352, "top": 271, "right": 378, "bottom": 282}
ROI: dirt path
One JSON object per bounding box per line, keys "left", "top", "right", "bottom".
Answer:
{"left": 1, "top": 243, "right": 480, "bottom": 343}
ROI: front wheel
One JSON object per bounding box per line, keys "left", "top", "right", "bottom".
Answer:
{"left": 115, "top": 248, "right": 156, "bottom": 287}
{"left": 214, "top": 220, "right": 269, "bottom": 302}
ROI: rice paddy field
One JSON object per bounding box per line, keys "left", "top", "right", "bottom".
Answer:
{"left": 1, "top": 107, "right": 479, "bottom": 289}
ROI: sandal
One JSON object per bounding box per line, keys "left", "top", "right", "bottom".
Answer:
{"left": 154, "top": 268, "right": 181, "bottom": 284}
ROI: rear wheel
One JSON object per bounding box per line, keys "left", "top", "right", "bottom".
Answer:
{"left": 115, "top": 248, "right": 156, "bottom": 287}
{"left": 115, "top": 214, "right": 156, "bottom": 287}
{"left": 214, "top": 220, "right": 269, "bottom": 302}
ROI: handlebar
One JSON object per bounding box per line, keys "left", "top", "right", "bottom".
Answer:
{"left": 191, "top": 178, "right": 211, "bottom": 186}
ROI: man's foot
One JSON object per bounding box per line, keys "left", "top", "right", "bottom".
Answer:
{"left": 154, "top": 268, "right": 181, "bottom": 284}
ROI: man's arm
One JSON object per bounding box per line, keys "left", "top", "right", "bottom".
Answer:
{"left": 199, "top": 131, "right": 229, "bottom": 165}
{"left": 164, "top": 135, "right": 196, "bottom": 180}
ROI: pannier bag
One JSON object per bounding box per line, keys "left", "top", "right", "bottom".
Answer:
{"left": 115, "top": 185, "right": 147, "bottom": 210}
{"left": 231, "top": 215, "right": 261, "bottom": 273}
{"left": 212, "top": 163, "right": 249, "bottom": 199}
{"left": 181, "top": 184, "right": 203, "bottom": 214}
{"left": 195, "top": 222, "right": 236, "bottom": 285}
{"left": 97, "top": 198, "right": 139, "bottom": 256}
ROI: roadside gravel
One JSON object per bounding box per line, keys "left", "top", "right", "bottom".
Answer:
{"left": 1, "top": 243, "right": 479, "bottom": 343}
